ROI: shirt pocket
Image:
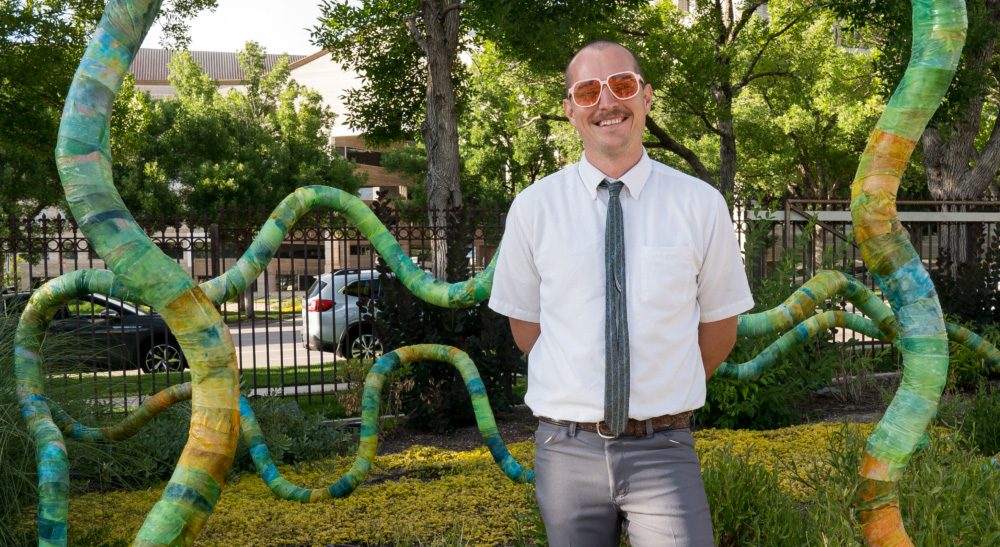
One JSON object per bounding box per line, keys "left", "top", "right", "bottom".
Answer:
{"left": 639, "top": 246, "right": 698, "bottom": 306}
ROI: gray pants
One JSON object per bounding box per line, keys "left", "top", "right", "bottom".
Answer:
{"left": 534, "top": 421, "right": 714, "bottom": 547}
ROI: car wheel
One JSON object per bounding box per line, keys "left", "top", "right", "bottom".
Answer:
{"left": 346, "top": 329, "right": 383, "bottom": 361}
{"left": 142, "top": 341, "right": 186, "bottom": 372}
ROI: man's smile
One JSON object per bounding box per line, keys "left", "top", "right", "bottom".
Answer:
{"left": 597, "top": 116, "right": 627, "bottom": 127}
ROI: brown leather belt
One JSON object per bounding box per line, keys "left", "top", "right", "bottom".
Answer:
{"left": 538, "top": 411, "right": 693, "bottom": 438}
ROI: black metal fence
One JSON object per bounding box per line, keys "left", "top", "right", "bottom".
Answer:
{"left": 3, "top": 199, "right": 998, "bottom": 409}
{"left": 732, "top": 199, "right": 1000, "bottom": 346}
{"left": 1, "top": 207, "right": 506, "bottom": 410}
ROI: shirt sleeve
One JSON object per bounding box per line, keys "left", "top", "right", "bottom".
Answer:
{"left": 697, "top": 193, "right": 755, "bottom": 322}
{"left": 489, "top": 194, "right": 542, "bottom": 322}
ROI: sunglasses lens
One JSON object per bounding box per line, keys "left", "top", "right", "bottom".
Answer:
{"left": 572, "top": 79, "right": 602, "bottom": 107}
{"left": 608, "top": 73, "right": 640, "bottom": 100}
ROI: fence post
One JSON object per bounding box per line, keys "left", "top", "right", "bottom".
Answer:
{"left": 783, "top": 198, "right": 791, "bottom": 251}
{"left": 209, "top": 222, "right": 231, "bottom": 316}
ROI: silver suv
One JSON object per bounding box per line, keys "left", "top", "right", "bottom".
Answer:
{"left": 300, "top": 269, "right": 384, "bottom": 360}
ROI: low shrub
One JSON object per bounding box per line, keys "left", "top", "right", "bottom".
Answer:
{"left": 703, "top": 449, "right": 809, "bottom": 546}
{"left": 945, "top": 319, "right": 1000, "bottom": 391}
{"left": 43, "top": 421, "right": 1000, "bottom": 546}
{"left": 958, "top": 387, "right": 1000, "bottom": 457}
{"left": 371, "top": 200, "right": 523, "bottom": 433}
{"left": 701, "top": 215, "right": 837, "bottom": 429}
{"left": 232, "top": 396, "right": 354, "bottom": 471}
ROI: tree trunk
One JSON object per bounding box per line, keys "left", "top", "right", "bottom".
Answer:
{"left": 718, "top": 119, "right": 737, "bottom": 196}
{"left": 714, "top": 81, "right": 738, "bottom": 196}
{"left": 920, "top": 2, "right": 1000, "bottom": 269}
{"left": 411, "top": 0, "right": 463, "bottom": 278}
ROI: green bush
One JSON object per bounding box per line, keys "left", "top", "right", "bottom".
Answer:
{"left": 232, "top": 396, "right": 354, "bottom": 471}
{"left": 703, "top": 449, "right": 809, "bottom": 546}
{"left": 959, "top": 387, "right": 1000, "bottom": 457}
{"left": 700, "top": 214, "right": 836, "bottom": 429}
{"left": 945, "top": 319, "right": 1000, "bottom": 391}
{"left": 1, "top": 301, "right": 352, "bottom": 545}
{"left": 371, "top": 200, "right": 524, "bottom": 433}
{"left": 21, "top": 422, "right": 1000, "bottom": 546}
{"left": 932, "top": 230, "right": 1000, "bottom": 329}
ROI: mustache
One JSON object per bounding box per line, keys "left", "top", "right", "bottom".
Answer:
{"left": 594, "top": 110, "right": 631, "bottom": 122}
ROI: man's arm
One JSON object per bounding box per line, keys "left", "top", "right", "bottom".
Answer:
{"left": 509, "top": 318, "right": 541, "bottom": 354}
{"left": 699, "top": 316, "right": 738, "bottom": 378}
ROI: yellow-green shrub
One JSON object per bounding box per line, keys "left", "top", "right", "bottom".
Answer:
{"left": 24, "top": 422, "right": 998, "bottom": 546}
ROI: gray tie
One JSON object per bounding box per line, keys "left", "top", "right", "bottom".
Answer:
{"left": 602, "top": 180, "right": 629, "bottom": 436}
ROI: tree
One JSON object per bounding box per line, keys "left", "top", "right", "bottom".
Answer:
{"left": 314, "top": 0, "right": 462, "bottom": 276}
{"left": 832, "top": 0, "right": 1000, "bottom": 202}
{"left": 732, "top": 11, "right": 883, "bottom": 200}
{"left": 634, "top": 0, "right": 827, "bottom": 196}
{"left": 460, "top": 43, "right": 561, "bottom": 205}
{"left": 0, "top": 0, "right": 216, "bottom": 219}
{"left": 113, "top": 43, "right": 363, "bottom": 222}
{"left": 831, "top": 0, "right": 1000, "bottom": 266}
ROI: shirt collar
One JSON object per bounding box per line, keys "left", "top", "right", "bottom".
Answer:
{"left": 577, "top": 149, "right": 652, "bottom": 200}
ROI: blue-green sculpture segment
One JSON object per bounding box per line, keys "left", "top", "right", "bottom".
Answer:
{"left": 199, "top": 186, "right": 496, "bottom": 309}
{"left": 43, "top": 344, "right": 534, "bottom": 502}
{"left": 13, "top": 270, "right": 134, "bottom": 546}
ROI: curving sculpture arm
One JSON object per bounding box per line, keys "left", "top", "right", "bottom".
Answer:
{"left": 54, "top": 1, "right": 241, "bottom": 544}
{"left": 849, "top": 2, "right": 967, "bottom": 545}
{"left": 44, "top": 345, "right": 532, "bottom": 504}
{"left": 199, "top": 186, "right": 496, "bottom": 309}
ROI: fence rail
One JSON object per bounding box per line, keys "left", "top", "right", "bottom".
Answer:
{"left": 3, "top": 199, "right": 998, "bottom": 410}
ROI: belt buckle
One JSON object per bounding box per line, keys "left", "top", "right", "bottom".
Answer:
{"left": 596, "top": 421, "right": 619, "bottom": 439}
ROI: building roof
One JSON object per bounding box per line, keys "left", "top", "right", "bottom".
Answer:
{"left": 130, "top": 48, "right": 309, "bottom": 83}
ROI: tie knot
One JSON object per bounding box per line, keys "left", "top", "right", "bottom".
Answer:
{"left": 602, "top": 180, "right": 624, "bottom": 198}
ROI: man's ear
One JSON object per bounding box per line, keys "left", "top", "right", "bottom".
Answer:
{"left": 643, "top": 84, "right": 653, "bottom": 114}
{"left": 563, "top": 98, "right": 577, "bottom": 127}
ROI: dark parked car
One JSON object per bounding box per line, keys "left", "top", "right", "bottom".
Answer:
{"left": 1, "top": 290, "right": 185, "bottom": 372}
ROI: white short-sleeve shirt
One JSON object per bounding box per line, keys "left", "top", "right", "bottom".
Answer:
{"left": 489, "top": 150, "right": 754, "bottom": 421}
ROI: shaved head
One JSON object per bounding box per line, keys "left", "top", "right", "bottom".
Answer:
{"left": 565, "top": 40, "right": 645, "bottom": 92}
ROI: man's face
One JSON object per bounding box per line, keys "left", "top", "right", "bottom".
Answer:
{"left": 563, "top": 45, "right": 652, "bottom": 164}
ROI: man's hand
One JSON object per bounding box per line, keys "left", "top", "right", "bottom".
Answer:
{"left": 509, "top": 318, "right": 541, "bottom": 354}
{"left": 699, "top": 316, "right": 739, "bottom": 378}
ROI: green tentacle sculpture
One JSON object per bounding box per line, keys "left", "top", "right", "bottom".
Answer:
{"left": 198, "top": 186, "right": 495, "bottom": 309}
{"left": 849, "top": 2, "right": 966, "bottom": 544}
{"left": 13, "top": 0, "right": 991, "bottom": 545}
{"left": 41, "top": 346, "right": 533, "bottom": 500}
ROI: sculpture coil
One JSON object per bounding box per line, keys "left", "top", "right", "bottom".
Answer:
{"left": 12, "top": 0, "right": 997, "bottom": 545}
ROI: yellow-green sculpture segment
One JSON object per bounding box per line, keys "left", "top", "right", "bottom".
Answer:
{"left": 52, "top": 0, "right": 239, "bottom": 544}
{"left": 849, "top": 1, "right": 966, "bottom": 544}
{"left": 13, "top": 0, "right": 990, "bottom": 545}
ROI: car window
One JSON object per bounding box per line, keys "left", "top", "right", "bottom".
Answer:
{"left": 342, "top": 279, "right": 375, "bottom": 298}
{"left": 307, "top": 279, "right": 326, "bottom": 298}
{"left": 64, "top": 299, "right": 112, "bottom": 319}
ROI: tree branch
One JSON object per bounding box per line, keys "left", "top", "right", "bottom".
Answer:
{"left": 735, "top": 7, "right": 813, "bottom": 93}
{"left": 404, "top": 13, "right": 428, "bottom": 52}
{"left": 964, "top": 112, "right": 1000, "bottom": 197}
{"left": 518, "top": 113, "right": 568, "bottom": 129}
{"left": 741, "top": 70, "right": 793, "bottom": 85}
{"left": 439, "top": 1, "right": 462, "bottom": 20}
{"left": 672, "top": 91, "right": 722, "bottom": 135}
{"left": 645, "top": 117, "right": 716, "bottom": 185}
{"left": 729, "top": 1, "right": 765, "bottom": 44}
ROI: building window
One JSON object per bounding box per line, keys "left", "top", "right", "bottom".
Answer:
{"left": 349, "top": 244, "right": 372, "bottom": 256}
{"left": 277, "top": 244, "right": 324, "bottom": 260}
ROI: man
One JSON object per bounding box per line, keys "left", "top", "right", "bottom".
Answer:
{"left": 488, "top": 40, "right": 754, "bottom": 546}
